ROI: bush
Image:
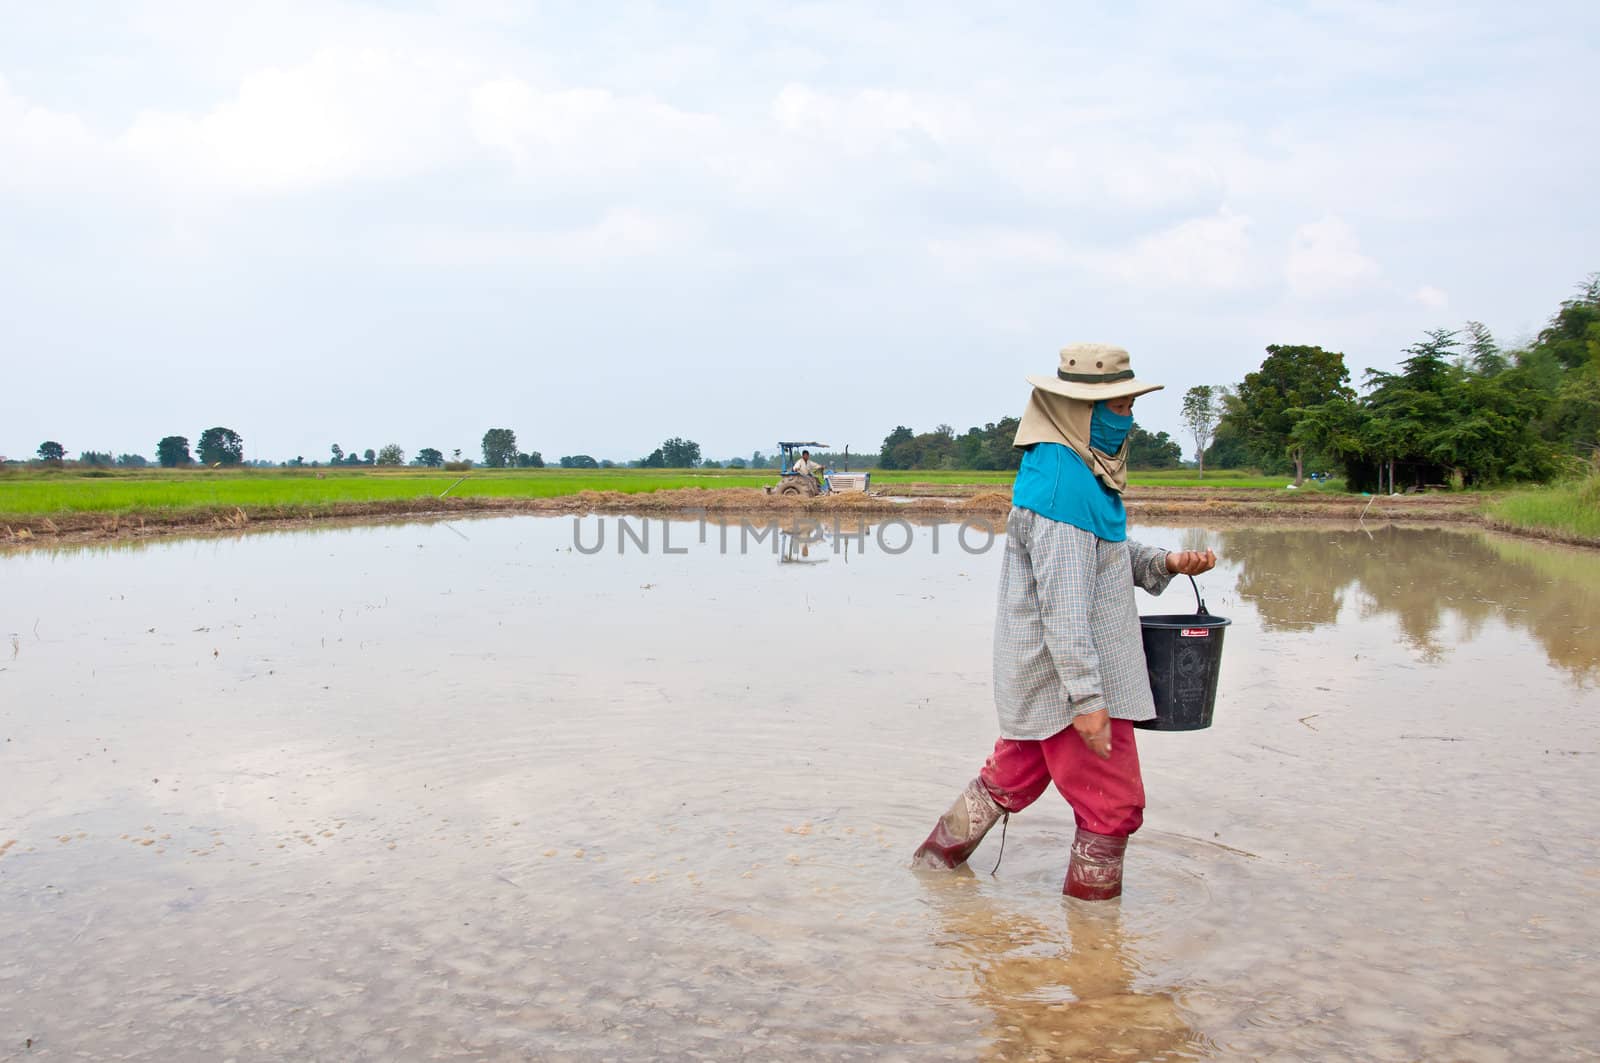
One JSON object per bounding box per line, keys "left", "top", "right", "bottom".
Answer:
{"left": 443, "top": 461, "right": 473, "bottom": 472}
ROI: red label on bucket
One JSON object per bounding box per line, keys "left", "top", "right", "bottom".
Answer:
{"left": 1180, "top": 628, "right": 1210, "bottom": 637}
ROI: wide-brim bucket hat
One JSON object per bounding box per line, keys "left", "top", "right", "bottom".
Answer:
{"left": 1026, "top": 343, "right": 1164, "bottom": 401}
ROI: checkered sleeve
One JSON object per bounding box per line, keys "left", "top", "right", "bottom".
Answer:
{"left": 1029, "top": 519, "right": 1105, "bottom": 719}
{"left": 1128, "top": 539, "right": 1175, "bottom": 595}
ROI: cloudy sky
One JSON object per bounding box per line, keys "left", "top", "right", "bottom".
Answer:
{"left": 2, "top": 1, "right": 1595, "bottom": 464}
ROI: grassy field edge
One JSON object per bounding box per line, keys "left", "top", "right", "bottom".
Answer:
{"left": 1483, "top": 476, "right": 1600, "bottom": 546}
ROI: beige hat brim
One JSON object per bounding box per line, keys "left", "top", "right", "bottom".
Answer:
{"left": 1026, "top": 375, "right": 1165, "bottom": 401}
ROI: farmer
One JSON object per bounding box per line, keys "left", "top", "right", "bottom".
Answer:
{"left": 912, "top": 343, "right": 1217, "bottom": 899}
{"left": 791, "top": 449, "right": 824, "bottom": 485}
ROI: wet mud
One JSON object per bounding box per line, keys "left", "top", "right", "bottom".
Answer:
{"left": 2, "top": 518, "right": 1597, "bottom": 1059}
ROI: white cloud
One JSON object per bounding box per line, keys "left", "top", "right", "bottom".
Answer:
{"left": 1285, "top": 217, "right": 1380, "bottom": 298}
{"left": 771, "top": 83, "right": 969, "bottom": 154}
{"left": 1022, "top": 139, "right": 1228, "bottom": 214}
{"left": 925, "top": 228, "right": 1071, "bottom": 272}
{"left": 0, "top": 75, "right": 103, "bottom": 193}
{"left": 1411, "top": 284, "right": 1449, "bottom": 309}
{"left": 120, "top": 48, "right": 479, "bottom": 193}
{"left": 469, "top": 77, "right": 722, "bottom": 177}
{"left": 1106, "top": 209, "right": 1255, "bottom": 291}
{"left": 390, "top": 208, "right": 696, "bottom": 267}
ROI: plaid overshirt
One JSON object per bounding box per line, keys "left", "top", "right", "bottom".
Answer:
{"left": 993, "top": 506, "right": 1174, "bottom": 739}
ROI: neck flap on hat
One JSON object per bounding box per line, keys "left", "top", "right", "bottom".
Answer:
{"left": 1013, "top": 389, "right": 1130, "bottom": 494}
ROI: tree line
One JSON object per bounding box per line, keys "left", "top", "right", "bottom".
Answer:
{"left": 30, "top": 428, "right": 249, "bottom": 468}
{"left": 1197, "top": 274, "right": 1598, "bottom": 490}
{"left": 868, "top": 274, "right": 1597, "bottom": 490}
{"left": 876, "top": 419, "right": 1183, "bottom": 471}
{"left": 21, "top": 428, "right": 725, "bottom": 472}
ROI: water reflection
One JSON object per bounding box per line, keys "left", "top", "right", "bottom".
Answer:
{"left": 926, "top": 878, "right": 1205, "bottom": 1060}
{"left": 1222, "top": 525, "right": 1600, "bottom": 679}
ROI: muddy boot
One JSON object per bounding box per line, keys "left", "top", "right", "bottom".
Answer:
{"left": 912, "top": 778, "right": 1006, "bottom": 869}
{"left": 1064, "top": 828, "right": 1128, "bottom": 900}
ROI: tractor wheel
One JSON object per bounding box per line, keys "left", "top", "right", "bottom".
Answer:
{"left": 778, "top": 477, "right": 819, "bottom": 498}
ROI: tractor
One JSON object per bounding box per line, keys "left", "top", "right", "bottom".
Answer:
{"left": 767, "top": 441, "right": 872, "bottom": 497}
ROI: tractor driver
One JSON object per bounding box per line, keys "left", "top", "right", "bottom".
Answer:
{"left": 792, "top": 450, "right": 824, "bottom": 484}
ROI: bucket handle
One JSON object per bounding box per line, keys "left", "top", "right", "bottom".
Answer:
{"left": 1188, "top": 574, "right": 1210, "bottom": 616}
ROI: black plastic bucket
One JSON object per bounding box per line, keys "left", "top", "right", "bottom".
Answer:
{"left": 1135, "top": 577, "right": 1230, "bottom": 732}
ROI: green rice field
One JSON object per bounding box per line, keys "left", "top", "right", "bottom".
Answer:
{"left": 0, "top": 468, "right": 769, "bottom": 518}
{"left": 0, "top": 464, "right": 1328, "bottom": 521}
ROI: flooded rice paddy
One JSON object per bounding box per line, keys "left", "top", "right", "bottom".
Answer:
{"left": 3, "top": 516, "right": 1598, "bottom": 1061}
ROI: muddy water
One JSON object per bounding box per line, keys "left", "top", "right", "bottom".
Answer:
{"left": 2, "top": 517, "right": 1597, "bottom": 1061}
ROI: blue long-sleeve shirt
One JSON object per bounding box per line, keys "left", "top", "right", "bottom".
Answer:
{"left": 1010, "top": 442, "right": 1127, "bottom": 542}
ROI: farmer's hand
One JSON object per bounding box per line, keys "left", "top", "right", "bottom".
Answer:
{"left": 1166, "top": 548, "right": 1217, "bottom": 576}
{"left": 1073, "top": 708, "right": 1113, "bottom": 760}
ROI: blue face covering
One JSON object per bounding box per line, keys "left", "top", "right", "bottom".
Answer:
{"left": 1090, "top": 403, "right": 1133, "bottom": 454}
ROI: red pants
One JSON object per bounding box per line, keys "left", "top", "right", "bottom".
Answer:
{"left": 979, "top": 720, "right": 1145, "bottom": 837}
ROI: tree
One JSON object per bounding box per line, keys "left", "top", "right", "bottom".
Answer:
{"left": 416, "top": 448, "right": 444, "bottom": 467}
{"left": 362, "top": 448, "right": 376, "bottom": 465}
{"left": 875, "top": 419, "right": 1021, "bottom": 471}
{"left": 330, "top": 444, "right": 344, "bottom": 464}
{"left": 985, "top": 417, "right": 1023, "bottom": 471}
{"left": 658, "top": 438, "right": 701, "bottom": 467}
{"left": 197, "top": 427, "right": 244, "bottom": 466}
{"left": 515, "top": 451, "right": 545, "bottom": 468}
{"left": 640, "top": 447, "right": 666, "bottom": 468}
{"left": 117, "top": 454, "right": 148, "bottom": 468}
{"left": 1286, "top": 396, "right": 1368, "bottom": 483}
{"left": 1398, "top": 328, "right": 1459, "bottom": 391}
{"left": 482, "top": 428, "right": 517, "bottom": 468}
{"left": 1230, "top": 345, "right": 1355, "bottom": 484}
{"left": 878, "top": 426, "right": 915, "bottom": 470}
{"left": 1357, "top": 330, "right": 1462, "bottom": 489}
{"left": 157, "top": 436, "right": 192, "bottom": 467}
{"left": 376, "top": 444, "right": 405, "bottom": 466}
{"left": 1429, "top": 372, "right": 1556, "bottom": 485}
{"left": 1126, "top": 424, "right": 1182, "bottom": 470}
{"left": 1519, "top": 277, "right": 1600, "bottom": 458}
{"left": 78, "top": 451, "right": 114, "bottom": 466}
{"left": 37, "top": 441, "right": 65, "bottom": 462}
{"left": 1179, "top": 385, "right": 1223, "bottom": 478}
{"left": 1547, "top": 373, "right": 1600, "bottom": 459}
{"left": 559, "top": 454, "right": 599, "bottom": 469}
{"left": 1530, "top": 277, "right": 1600, "bottom": 370}
{"left": 1465, "top": 321, "right": 1507, "bottom": 376}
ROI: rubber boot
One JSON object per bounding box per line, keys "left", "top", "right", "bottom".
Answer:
{"left": 1064, "top": 828, "right": 1127, "bottom": 900}
{"left": 911, "top": 778, "right": 1006, "bottom": 869}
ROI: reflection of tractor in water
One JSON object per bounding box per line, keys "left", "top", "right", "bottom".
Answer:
{"left": 767, "top": 441, "right": 872, "bottom": 497}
